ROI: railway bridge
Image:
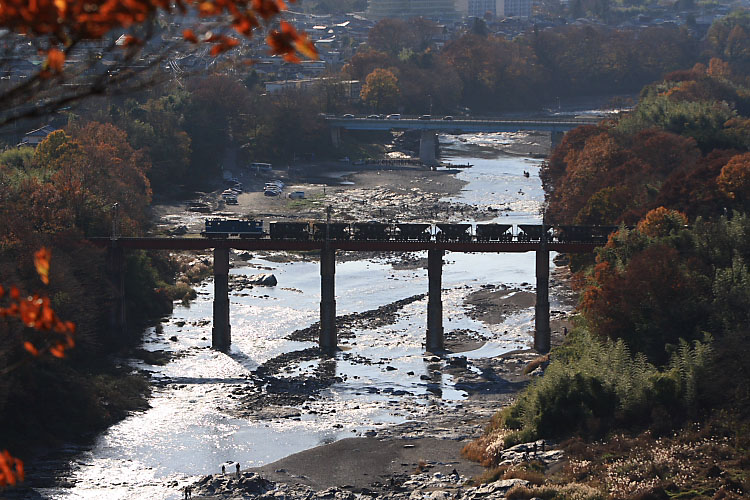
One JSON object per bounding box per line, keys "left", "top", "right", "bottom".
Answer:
{"left": 325, "top": 115, "right": 601, "bottom": 164}
{"left": 91, "top": 233, "right": 600, "bottom": 355}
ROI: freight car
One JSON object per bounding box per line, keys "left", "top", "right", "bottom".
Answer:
{"left": 269, "top": 221, "right": 310, "bottom": 240}
{"left": 353, "top": 222, "right": 391, "bottom": 241}
{"left": 202, "top": 219, "right": 264, "bottom": 238}
{"left": 435, "top": 223, "right": 472, "bottom": 241}
{"left": 475, "top": 223, "right": 512, "bottom": 242}
{"left": 312, "top": 222, "right": 350, "bottom": 240}
{"left": 394, "top": 223, "right": 431, "bottom": 241}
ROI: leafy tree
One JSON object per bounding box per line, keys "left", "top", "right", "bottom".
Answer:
{"left": 70, "top": 122, "right": 152, "bottom": 230}
{"left": 367, "top": 19, "right": 417, "bottom": 56}
{"left": 113, "top": 92, "right": 192, "bottom": 193}
{"left": 0, "top": 148, "right": 34, "bottom": 171}
{"left": 583, "top": 236, "right": 709, "bottom": 364}
{"left": 635, "top": 206, "right": 688, "bottom": 237}
{"left": 708, "top": 9, "right": 750, "bottom": 73}
{"left": 182, "top": 76, "right": 252, "bottom": 185}
{"left": 717, "top": 152, "right": 750, "bottom": 208}
{"left": 360, "top": 68, "right": 400, "bottom": 113}
{"left": 341, "top": 49, "right": 395, "bottom": 81}
{"left": 249, "top": 89, "right": 329, "bottom": 161}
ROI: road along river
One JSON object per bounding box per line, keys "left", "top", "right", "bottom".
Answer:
{"left": 32, "top": 131, "right": 573, "bottom": 499}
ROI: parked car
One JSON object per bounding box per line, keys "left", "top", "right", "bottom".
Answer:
{"left": 289, "top": 191, "right": 305, "bottom": 200}
{"left": 386, "top": 113, "right": 401, "bottom": 120}
{"left": 418, "top": 114, "right": 431, "bottom": 120}
{"left": 341, "top": 113, "right": 354, "bottom": 118}
{"left": 225, "top": 196, "right": 238, "bottom": 205}
{"left": 442, "top": 115, "right": 454, "bottom": 121}
{"left": 366, "top": 114, "right": 383, "bottom": 119}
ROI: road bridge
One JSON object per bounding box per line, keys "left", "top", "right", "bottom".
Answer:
{"left": 92, "top": 235, "right": 598, "bottom": 356}
{"left": 325, "top": 115, "right": 601, "bottom": 164}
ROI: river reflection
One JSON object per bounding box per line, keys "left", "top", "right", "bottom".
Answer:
{"left": 36, "top": 136, "right": 560, "bottom": 499}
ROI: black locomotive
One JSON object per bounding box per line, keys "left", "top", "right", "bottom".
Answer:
{"left": 201, "top": 218, "right": 618, "bottom": 244}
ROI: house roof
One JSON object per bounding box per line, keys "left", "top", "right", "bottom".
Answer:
{"left": 24, "top": 125, "right": 57, "bottom": 137}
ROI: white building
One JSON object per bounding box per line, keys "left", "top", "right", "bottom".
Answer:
{"left": 455, "top": 0, "right": 497, "bottom": 17}
{"left": 455, "top": 0, "right": 531, "bottom": 18}
{"left": 497, "top": 0, "right": 531, "bottom": 18}
{"left": 367, "top": 0, "right": 459, "bottom": 21}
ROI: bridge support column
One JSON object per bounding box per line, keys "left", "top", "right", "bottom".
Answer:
{"left": 320, "top": 246, "right": 337, "bottom": 351}
{"left": 419, "top": 130, "right": 438, "bottom": 165}
{"left": 426, "top": 248, "right": 444, "bottom": 352}
{"left": 212, "top": 246, "right": 231, "bottom": 352}
{"left": 106, "top": 243, "right": 126, "bottom": 341}
{"left": 535, "top": 247, "right": 550, "bottom": 353}
{"left": 331, "top": 126, "right": 342, "bottom": 148}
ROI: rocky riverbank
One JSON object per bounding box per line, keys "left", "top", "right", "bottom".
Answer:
{"left": 189, "top": 436, "right": 566, "bottom": 499}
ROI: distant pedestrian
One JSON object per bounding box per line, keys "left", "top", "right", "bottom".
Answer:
{"left": 236, "top": 462, "right": 240, "bottom": 477}
{"left": 541, "top": 440, "right": 545, "bottom": 452}
{"left": 563, "top": 326, "right": 568, "bottom": 336}
{"left": 187, "top": 485, "right": 193, "bottom": 499}
{"left": 533, "top": 442, "right": 538, "bottom": 456}
{"left": 221, "top": 464, "right": 225, "bottom": 475}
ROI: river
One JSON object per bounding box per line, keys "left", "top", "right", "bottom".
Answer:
{"left": 33, "top": 132, "right": 562, "bottom": 499}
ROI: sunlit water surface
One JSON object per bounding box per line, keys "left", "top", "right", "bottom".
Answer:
{"left": 36, "top": 133, "right": 566, "bottom": 499}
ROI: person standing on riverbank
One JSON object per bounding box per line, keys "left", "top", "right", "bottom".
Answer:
{"left": 236, "top": 462, "right": 240, "bottom": 477}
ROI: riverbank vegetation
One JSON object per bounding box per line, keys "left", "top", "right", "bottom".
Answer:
{"left": 0, "top": 123, "right": 178, "bottom": 461}
{"left": 464, "top": 31, "right": 750, "bottom": 500}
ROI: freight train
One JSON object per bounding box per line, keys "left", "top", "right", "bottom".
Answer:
{"left": 200, "top": 218, "right": 618, "bottom": 244}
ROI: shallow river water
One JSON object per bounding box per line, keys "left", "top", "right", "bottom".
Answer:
{"left": 34, "top": 133, "right": 562, "bottom": 499}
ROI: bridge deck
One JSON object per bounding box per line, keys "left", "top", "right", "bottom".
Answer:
{"left": 89, "top": 237, "right": 598, "bottom": 253}
{"left": 325, "top": 116, "right": 600, "bottom": 133}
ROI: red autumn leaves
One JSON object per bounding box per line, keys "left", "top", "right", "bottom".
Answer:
{"left": 0, "top": 450, "right": 24, "bottom": 487}
{"left": 0, "top": 248, "right": 75, "bottom": 488}
{"left": 0, "top": 0, "right": 317, "bottom": 74}
{"left": 0, "top": 248, "right": 76, "bottom": 359}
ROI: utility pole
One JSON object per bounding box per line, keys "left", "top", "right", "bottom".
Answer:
{"left": 111, "top": 202, "right": 120, "bottom": 240}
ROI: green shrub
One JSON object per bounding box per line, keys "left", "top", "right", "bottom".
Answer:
{"left": 495, "top": 329, "right": 714, "bottom": 444}
{"left": 163, "top": 281, "right": 197, "bottom": 303}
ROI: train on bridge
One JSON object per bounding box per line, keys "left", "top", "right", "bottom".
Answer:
{"left": 201, "top": 218, "right": 618, "bottom": 244}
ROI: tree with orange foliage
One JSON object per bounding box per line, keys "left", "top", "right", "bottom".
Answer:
{"left": 0, "top": 0, "right": 317, "bottom": 127}
{"left": 636, "top": 206, "right": 688, "bottom": 238}
{"left": 360, "top": 68, "right": 400, "bottom": 114}
{"left": 717, "top": 152, "right": 750, "bottom": 208}
{"left": 582, "top": 223, "right": 708, "bottom": 364}
{"left": 0, "top": 248, "right": 75, "bottom": 487}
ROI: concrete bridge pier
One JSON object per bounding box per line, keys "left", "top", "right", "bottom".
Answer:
{"left": 331, "top": 126, "right": 342, "bottom": 148}
{"left": 320, "top": 246, "right": 337, "bottom": 351}
{"left": 212, "top": 247, "right": 231, "bottom": 351}
{"left": 106, "top": 243, "right": 126, "bottom": 341}
{"left": 534, "top": 246, "right": 551, "bottom": 353}
{"left": 426, "top": 248, "right": 444, "bottom": 352}
{"left": 419, "top": 130, "right": 438, "bottom": 165}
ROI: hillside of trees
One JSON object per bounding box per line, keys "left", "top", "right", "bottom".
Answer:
{"left": 463, "top": 37, "right": 750, "bottom": 500}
